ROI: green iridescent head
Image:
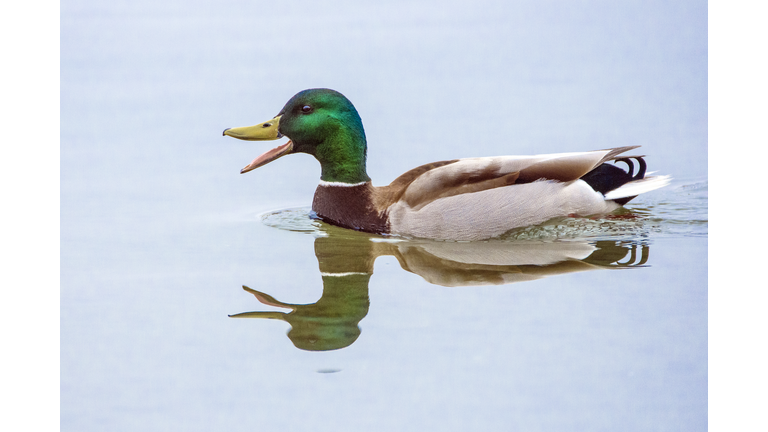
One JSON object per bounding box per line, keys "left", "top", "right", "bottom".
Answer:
{"left": 224, "top": 88, "right": 371, "bottom": 184}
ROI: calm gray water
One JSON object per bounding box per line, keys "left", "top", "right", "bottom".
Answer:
{"left": 62, "top": 1, "right": 707, "bottom": 431}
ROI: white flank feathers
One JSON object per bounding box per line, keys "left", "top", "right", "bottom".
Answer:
{"left": 388, "top": 180, "right": 620, "bottom": 241}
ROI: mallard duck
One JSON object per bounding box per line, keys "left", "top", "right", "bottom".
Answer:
{"left": 223, "top": 88, "right": 670, "bottom": 241}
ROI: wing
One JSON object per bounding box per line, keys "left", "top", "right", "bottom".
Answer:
{"left": 381, "top": 146, "right": 639, "bottom": 211}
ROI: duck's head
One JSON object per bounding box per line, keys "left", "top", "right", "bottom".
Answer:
{"left": 224, "top": 88, "right": 370, "bottom": 184}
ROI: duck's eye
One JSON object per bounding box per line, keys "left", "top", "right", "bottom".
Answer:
{"left": 301, "top": 105, "right": 313, "bottom": 114}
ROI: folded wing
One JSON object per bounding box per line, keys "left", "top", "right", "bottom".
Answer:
{"left": 386, "top": 146, "right": 640, "bottom": 210}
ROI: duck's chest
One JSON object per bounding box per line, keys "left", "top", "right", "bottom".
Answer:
{"left": 311, "top": 183, "right": 389, "bottom": 234}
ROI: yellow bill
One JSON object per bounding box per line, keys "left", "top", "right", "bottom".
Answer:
{"left": 223, "top": 116, "right": 294, "bottom": 173}
{"left": 223, "top": 116, "right": 282, "bottom": 140}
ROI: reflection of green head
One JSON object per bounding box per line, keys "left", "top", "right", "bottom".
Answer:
{"left": 230, "top": 273, "right": 371, "bottom": 352}
{"left": 284, "top": 274, "right": 370, "bottom": 351}
{"left": 285, "top": 315, "right": 362, "bottom": 351}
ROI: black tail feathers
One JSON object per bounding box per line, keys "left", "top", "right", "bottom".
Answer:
{"left": 580, "top": 156, "right": 647, "bottom": 205}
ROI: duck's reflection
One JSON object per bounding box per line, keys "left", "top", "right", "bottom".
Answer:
{"left": 230, "top": 227, "right": 650, "bottom": 351}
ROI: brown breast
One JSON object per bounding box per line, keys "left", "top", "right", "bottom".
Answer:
{"left": 312, "top": 182, "right": 390, "bottom": 234}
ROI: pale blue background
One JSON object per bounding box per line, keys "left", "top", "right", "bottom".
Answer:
{"left": 61, "top": 1, "right": 707, "bottom": 431}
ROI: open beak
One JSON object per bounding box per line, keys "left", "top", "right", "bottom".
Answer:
{"left": 237, "top": 140, "right": 293, "bottom": 174}
{"left": 223, "top": 115, "right": 293, "bottom": 173}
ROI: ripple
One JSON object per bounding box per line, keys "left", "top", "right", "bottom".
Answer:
{"left": 500, "top": 214, "right": 657, "bottom": 241}
{"left": 260, "top": 207, "right": 323, "bottom": 235}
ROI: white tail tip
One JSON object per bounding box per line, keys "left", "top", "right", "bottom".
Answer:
{"left": 604, "top": 175, "right": 672, "bottom": 200}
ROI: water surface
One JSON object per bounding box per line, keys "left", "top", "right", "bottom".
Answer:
{"left": 61, "top": 1, "right": 707, "bottom": 430}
